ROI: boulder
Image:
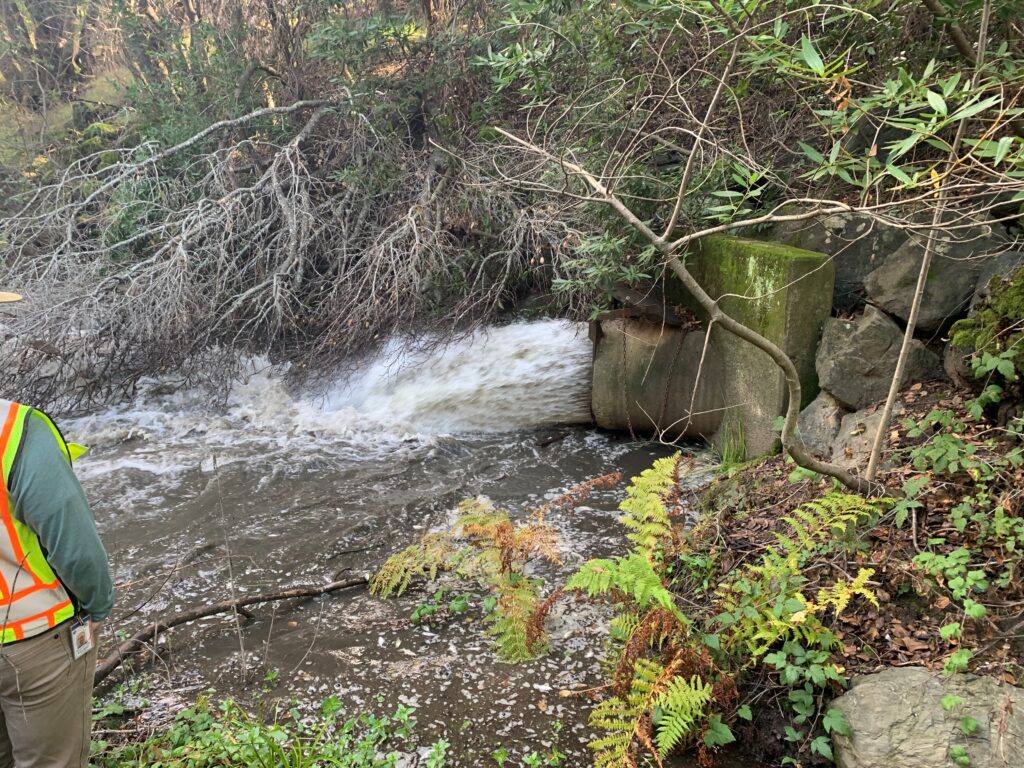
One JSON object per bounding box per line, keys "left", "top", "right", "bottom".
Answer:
{"left": 944, "top": 342, "right": 975, "bottom": 390}
{"left": 972, "top": 250, "right": 1024, "bottom": 308}
{"left": 832, "top": 667, "right": 1024, "bottom": 768}
{"left": 864, "top": 225, "right": 1007, "bottom": 332}
{"left": 817, "top": 306, "right": 941, "bottom": 410}
{"left": 796, "top": 391, "right": 847, "bottom": 459}
{"left": 830, "top": 403, "right": 904, "bottom": 470}
{"left": 771, "top": 213, "right": 908, "bottom": 313}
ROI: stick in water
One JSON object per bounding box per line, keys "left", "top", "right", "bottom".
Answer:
{"left": 94, "top": 576, "right": 369, "bottom": 685}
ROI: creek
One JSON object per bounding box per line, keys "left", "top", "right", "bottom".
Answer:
{"left": 67, "top": 320, "right": 706, "bottom": 766}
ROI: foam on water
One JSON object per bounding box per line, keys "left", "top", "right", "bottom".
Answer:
{"left": 65, "top": 320, "right": 594, "bottom": 478}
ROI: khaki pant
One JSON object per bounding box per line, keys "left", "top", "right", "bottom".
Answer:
{"left": 0, "top": 623, "right": 96, "bottom": 768}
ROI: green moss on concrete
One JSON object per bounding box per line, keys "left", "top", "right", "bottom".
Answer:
{"left": 663, "top": 234, "right": 835, "bottom": 458}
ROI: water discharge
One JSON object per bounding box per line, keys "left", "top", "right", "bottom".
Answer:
{"left": 67, "top": 320, "right": 706, "bottom": 766}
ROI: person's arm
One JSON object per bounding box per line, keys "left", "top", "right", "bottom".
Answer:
{"left": 6, "top": 413, "right": 114, "bottom": 621}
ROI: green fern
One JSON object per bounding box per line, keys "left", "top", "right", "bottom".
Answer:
{"left": 484, "top": 573, "right": 544, "bottom": 662}
{"left": 589, "top": 657, "right": 664, "bottom": 768}
{"left": 716, "top": 493, "right": 885, "bottom": 656}
{"left": 567, "top": 552, "right": 684, "bottom": 620}
{"left": 369, "top": 533, "right": 455, "bottom": 598}
{"left": 618, "top": 454, "right": 681, "bottom": 560}
{"left": 654, "top": 674, "right": 713, "bottom": 756}
{"left": 772, "top": 492, "right": 883, "bottom": 567}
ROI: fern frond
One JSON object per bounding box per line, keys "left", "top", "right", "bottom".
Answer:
{"left": 815, "top": 567, "right": 879, "bottom": 616}
{"left": 654, "top": 674, "right": 713, "bottom": 756}
{"left": 485, "top": 573, "right": 545, "bottom": 661}
{"left": 610, "top": 610, "right": 642, "bottom": 643}
{"left": 568, "top": 553, "right": 683, "bottom": 619}
{"left": 589, "top": 657, "right": 683, "bottom": 768}
{"left": 619, "top": 454, "right": 683, "bottom": 560}
{"left": 369, "top": 533, "right": 455, "bottom": 598}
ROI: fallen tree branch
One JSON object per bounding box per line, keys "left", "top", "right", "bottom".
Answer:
{"left": 494, "top": 127, "right": 884, "bottom": 496}
{"left": 94, "top": 575, "right": 368, "bottom": 686}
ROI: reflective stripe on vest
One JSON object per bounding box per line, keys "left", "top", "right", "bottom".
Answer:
{"left": 0, "top": 400, "right": 79, "bottom": 642}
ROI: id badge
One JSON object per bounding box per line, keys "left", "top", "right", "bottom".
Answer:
{"left": 69, "top": 618, "right": 94, "bottom": 660}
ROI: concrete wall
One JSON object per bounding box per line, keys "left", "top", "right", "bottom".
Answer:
{"left": 591, "top": 235, "right": 835, "bottom": 458}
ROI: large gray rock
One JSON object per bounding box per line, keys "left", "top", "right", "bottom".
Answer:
{"left": 771, "top": 213, "right": 908, "bottom": 313}
{"left": 817, "top": 306, "right": 940, "bottom": 410}
{"left": 865, "top": 225, "right": 1007, "bottom": 332}
{"left": 832, "top": 667, "right": 1024, "bottom": 768}
{"left": 972, "top": 250, "right": 1024, "bottom": 308}
{"left": 796, "top": 391, "right": 847, "bottom": 459}
{"left": 831, "top": 403, "right": 904, "bottom": 470}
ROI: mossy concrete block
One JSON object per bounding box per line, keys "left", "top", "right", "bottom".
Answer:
{"left": 664, "top": 235, "right": 835, "bottom": 457}
{"left": 590, "top": 316, "right": 723, "bottom": 439}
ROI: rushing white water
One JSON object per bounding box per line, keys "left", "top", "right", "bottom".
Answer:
{"left": 327, "top": 320, "right": 593, "bottom": 432}
{"left": 65, "top": 320, "right": 594, "bottom": 477}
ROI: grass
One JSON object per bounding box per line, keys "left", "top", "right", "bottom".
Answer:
{"left": 91, "top": 695, "right": 449, "bottom": 768}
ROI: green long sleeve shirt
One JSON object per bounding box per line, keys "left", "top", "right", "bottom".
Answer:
{"left": 6, "top": 412, "right": 114, "bottom": 621}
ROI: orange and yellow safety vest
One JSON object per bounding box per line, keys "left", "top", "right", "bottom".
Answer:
{"left": 0, "top": 399, "right": 84, "bottom": 642}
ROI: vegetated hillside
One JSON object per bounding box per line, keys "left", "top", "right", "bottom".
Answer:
{"left": 2, "top": 1, "right": 1021, "bottom": 412}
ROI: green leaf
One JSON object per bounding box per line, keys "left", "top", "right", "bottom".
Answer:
{"left": 994, "top": 135, "right": 1014, "bottom": 165}
{"left": 944, "top": 648, "right": 973, "bottom": 674}
{"left": 942, "top": 694, "right": 964, "bottom": 711}
{"left": 940, "top": 622, "right": 963, "bottom": 640}
{"left": 964, "top": 600, "right": 987, "bottom": 620}
{"left": 799, "top": 35, "right": 825, "bottom": 76}
{"left": 950, "top": 95, "right": 1001, "bottom": 122}
{"left": 784, "top": 725, "right": 804, "bottom": 743}
{"left": 961, "top": 716, "right": 980, "bottom": 735}
{"left": 822, "top": 707, "right": 850, "bottom": 736}
{"left": 798, "top": 142, "right": 824, "bottom": 164}
{"left": 810, "top": 735, "right": 834, "bottom": 761}
{"left": 887, "top": 164, "right": 914, "bottom": 185}
{"left": 926, "top": 90, "right": 947, "bottom": 116}
{"left": 703, "top": 715, "right": 735, "bottom": 748}
{"left": 737, "top": 705, "right": 753, "bottom": 721}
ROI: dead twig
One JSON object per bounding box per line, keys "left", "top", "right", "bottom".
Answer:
{"left": 94, "top": 575, "right": 368, "bottom": 686}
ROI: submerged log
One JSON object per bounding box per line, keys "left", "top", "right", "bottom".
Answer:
{"left": 94, "top": 575, "right": 369, "bottom": 685}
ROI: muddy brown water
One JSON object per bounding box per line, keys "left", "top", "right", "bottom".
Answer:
{"left": 65, "top": 325, "right": 753, "bottom": 766}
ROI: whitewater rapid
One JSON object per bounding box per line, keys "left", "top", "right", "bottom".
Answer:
{"left": 64, "top": 320, "right": 594, "bottom": 479}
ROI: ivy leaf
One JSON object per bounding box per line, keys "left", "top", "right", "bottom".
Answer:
{"left": 703, "top": 715, "right": 735, "bottom": 748}
{"left": 799, "top": 35, "right": 825, "bottom": 76}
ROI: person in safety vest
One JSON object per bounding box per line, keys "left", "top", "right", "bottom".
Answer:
{"left": 0, "top": 290, "right": 114, "bottom": 768}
